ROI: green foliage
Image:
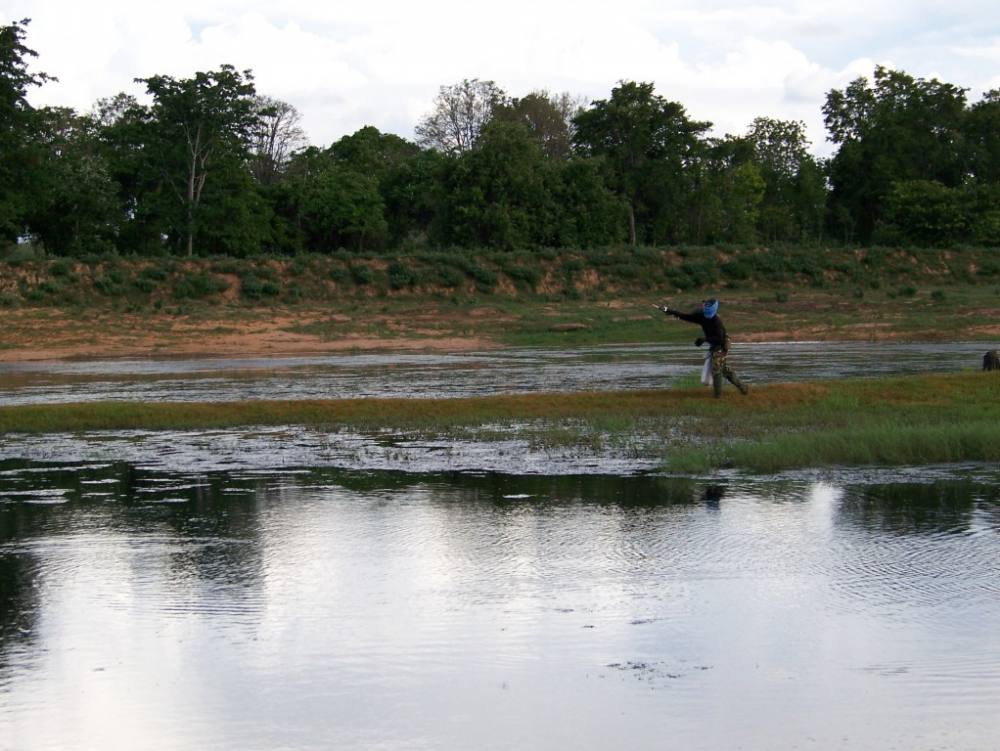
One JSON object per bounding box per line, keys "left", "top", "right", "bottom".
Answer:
{"left": 240, "top": 272, "right": 280, "bottom": 299}
{"left": 49, "top": 259, "right": 74, "bottom": 277}
{"left": 7, "top": 31, "right": 1000, "bottom": 256}
{"left": 136, "top": 66, "right": 261, "bottom": 256}
{"left": 824, "top": 66, "right": 970, "bottom": 243}
{"left": 172, "top": 272, "right": 228, "bottom": 299}
{"left": 93, "top": 272, "right": 127, "bottom": 296}
{"left": 433, "top": 121, "right": 556, "bottom": 249}
{"left": 387, "top": 259, "right": 417, "bottom": 289}
{"left": 573, "top": 81, "right": 711, "bottom": 245}
{"left": 875, "top": 180, "right": 969, "bottom": 246}
{"left": 283, "top": 157, "right": 388, "bottom": 251}
{"left": 350, "top": 264, "right": 374, "bottom": 285}
{"left": 0, "top": 20, "right": 53, "bottom": 243}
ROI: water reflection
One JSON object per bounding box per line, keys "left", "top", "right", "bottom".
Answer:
{"left": 838, "top": 480, "right": 998, "bottom": 535}
{"left": 1, "top": 464, "right": 998, "bottom": 750}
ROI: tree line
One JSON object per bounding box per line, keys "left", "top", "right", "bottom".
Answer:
{"left": 2, "top": 18, "right": 999, "bottom": 258}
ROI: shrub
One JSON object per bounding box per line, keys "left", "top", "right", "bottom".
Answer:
{"left": 94, "top": 274, "right": 126, "bottom": 297}
{"left": 721, "top": 258, "right": 752, "bottom": 281}
{"left": 436, "top": 266, "right": 465, "bottom": 288}
{"left": 977, "top": 260, "right": 999, "bottom": 277}
{"left": 241, "top": 275, "right": 263, "bottom": 299}
{"left": 350, "top": 264, "right": 374, "bottom": 285}
{"left": 172, "top": 272, "right": 229, "bottom": 300}
{"left": 467, "top": 263, "right": 498, "bottom": 292}
{"left": 49, "top": 259, "right": 74, "bottom": 277}
{"left": 133, "top": 277, "right": 157, "bottom": 294}
{"left": 503, "top": 265, "right": 541, "bottom": 288}
{"left": 388, "top": 260, "right": 417, "bottom": 290}
{"left": 210, "top": 259, "right": 243, "bottom": 275}
{"left": 36, "top": 280, "right": 64, "bottom": 297}
{"left": 138, "top": 265, "right": 170, "bottom": 282}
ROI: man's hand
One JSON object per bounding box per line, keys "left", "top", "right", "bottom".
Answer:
{"left": 695, "top": 337, "right": 705, "bottom": 347}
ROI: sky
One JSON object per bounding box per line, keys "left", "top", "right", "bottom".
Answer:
{"left": 5, "top": 0, "right": 1000, "bottom": 155}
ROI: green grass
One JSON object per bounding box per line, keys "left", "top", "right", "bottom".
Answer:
{"left": 2, "top": 372, "right": 998, "bottom": 473}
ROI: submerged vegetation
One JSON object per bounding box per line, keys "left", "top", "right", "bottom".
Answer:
{"left": 2, "top": 372, "right": 997, "bottom": 474}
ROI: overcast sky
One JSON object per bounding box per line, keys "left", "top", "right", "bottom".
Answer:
{"left": 5, "top": 0, "right": 1000, "bottom": 155}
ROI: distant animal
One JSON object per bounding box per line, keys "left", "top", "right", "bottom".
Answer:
{"left": 984, "top": 350, "right": 1000, "bottom": 371}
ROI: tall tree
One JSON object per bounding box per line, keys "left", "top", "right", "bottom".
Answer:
{"left": 27, "top": 106, "right": 120, "bottom": 255}
{"left": 493, "top": 90, "right": 584, "bottom": 160}
{"left": 744, "top": 117, "right": 827, "bottom": 242}
{"left": 685, "top": 135, "right": 764, "bottom": 244}
{"left": 137, "top": 65, "right": 260, "bottom": 255}
{"left": 327, "top": 126, "right": 433, "bottom": 245}
{"left": 248, "top": 95, "right": 306, "bottom": 185}
{"left": 415, "top": 78, "right": 507, "bottom": 154}
{"left": 91, "top": 93, "right": 169, "bottom": 253}
{"left": 434, "top": 120, "right": 555, "bottom": 248}
{"left": 966, "top": 90, "right": 1000, "bottom": 184}
{"left": 0, "top": 19, "right": 52, "bottom": 242}
{"left": 823, "top": 66, "right": 968, "bottom": 242}
{"left": 281, "top": 146, "right": 388, "bottom": 252}
{"left": 573, "top": 81, "right": 710, "bottom": 244}
{"left": 328, "top": 125, "right": 421, "bottom": 176}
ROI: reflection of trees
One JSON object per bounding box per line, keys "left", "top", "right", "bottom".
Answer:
{"left": 0, "top": 510, "right": 42, "bottom": 683}
{"left": 420, "top": 473, "right": 700, "bottom": 509}
{"left": 836, "top": 481, "right": 989, "bottom": 535}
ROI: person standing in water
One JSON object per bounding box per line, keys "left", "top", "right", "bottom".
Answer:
{"left": 658, "top": 298, "right": 748, "bottom": 398}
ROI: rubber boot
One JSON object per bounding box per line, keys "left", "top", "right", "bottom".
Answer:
{"left": 712, "top": 372, "right": 723, "bottom": 398}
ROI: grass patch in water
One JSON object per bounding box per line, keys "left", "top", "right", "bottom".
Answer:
{"left": 1, "top": 372, "right": 998, "bottom": 473}
{"left": 667, "top": 421, "right": 1000, "bottom": 474}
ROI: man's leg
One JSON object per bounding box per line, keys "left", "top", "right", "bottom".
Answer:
{"left": 723, "top": 363, "right": 749, "bottom": 395}
{"left": 711, "top": 349, "right": 725, "bottom": 398}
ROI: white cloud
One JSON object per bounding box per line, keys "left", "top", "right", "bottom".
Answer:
{"left": 6, "top": 0, "right": 998, "bottom": 154}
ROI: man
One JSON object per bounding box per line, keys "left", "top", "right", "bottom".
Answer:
{"left": 659, "top": 298, "right": 748, "bottom": 398}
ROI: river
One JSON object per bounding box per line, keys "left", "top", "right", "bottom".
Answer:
{"left": 1, "top": 342, "right": 998, "bottom": 750}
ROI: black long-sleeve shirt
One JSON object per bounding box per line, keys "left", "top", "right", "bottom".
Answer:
{"left": 669, "top": 308, "right": 728, "bottom": 347}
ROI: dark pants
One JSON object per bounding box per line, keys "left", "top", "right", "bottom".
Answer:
{"left": 710, "top": 342, "right": 747, "bottom": 397}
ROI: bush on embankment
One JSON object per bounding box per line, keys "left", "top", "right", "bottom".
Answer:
{"left": 1, "top": 245, "right": 999, "bottom": 309}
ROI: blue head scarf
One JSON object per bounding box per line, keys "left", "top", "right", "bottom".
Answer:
{"left": 703, "top": 299, "right": 719, "bottom": 319}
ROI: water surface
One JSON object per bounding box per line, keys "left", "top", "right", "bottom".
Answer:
{"left": 0, "top": 341, "right": 989, "bottom": 405}
{"left": 2, "top": 463, "right": 998, "bottom": 750}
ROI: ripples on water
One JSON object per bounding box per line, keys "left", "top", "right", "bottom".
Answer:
{"left": 1, "top": 462, "right": 999, "bottom": 750}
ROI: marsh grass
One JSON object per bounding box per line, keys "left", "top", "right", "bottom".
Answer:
{"left": 2, "top": 372, "right": 998, "bottom": 472}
